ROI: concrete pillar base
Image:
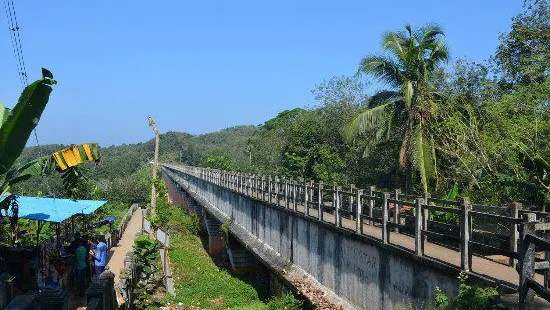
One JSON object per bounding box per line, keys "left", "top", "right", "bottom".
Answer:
{"left": 269, "top": 270, "right": 290, "bottom": 298}
{"left": 209, "top": 235, "right": 224, "bottom": 256}
{"left": 231, "top": 265, "right": 258, "bottom": 275}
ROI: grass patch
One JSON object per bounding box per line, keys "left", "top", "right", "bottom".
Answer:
{"left": 162, "top": 204, "right": 304, "bottom": 310}
{"left": 166, "top": 226, "right": 264, "bottom": 309}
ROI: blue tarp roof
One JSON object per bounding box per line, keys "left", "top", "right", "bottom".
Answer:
{"left": 6, "top": 196, "right": 107, "bottom": 223}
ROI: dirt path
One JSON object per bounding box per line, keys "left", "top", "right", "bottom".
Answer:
{"left": 108, "top": 207, "right": 143, "bottom": 284}
{"left": 69, "top": 207, "right": 143, "bottom": 310}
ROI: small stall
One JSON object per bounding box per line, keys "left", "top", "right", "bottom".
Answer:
{"left": 12, "top": 196, "right": 107, "bottom": 290}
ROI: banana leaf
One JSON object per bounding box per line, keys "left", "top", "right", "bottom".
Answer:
{"left": 0, "top": 68, "right": 56, "bottom": 175}
{"left": 0, "top": 102, "right": 10, "bottom": 126}
{"left": 0, "top": 143, "right": 101, "bottom": 197}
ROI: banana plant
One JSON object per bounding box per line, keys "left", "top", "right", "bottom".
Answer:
{"left": 0, "top": 69, "right": 101, "bottom": 200}
{"left": 0, "top": 68, "right": 56, "bottom": 174}
{"left": 1, "top": 143, "right": 101, "bottom": 197}
{"left": 0, "top": 68, "right": 56, "bottom": 197}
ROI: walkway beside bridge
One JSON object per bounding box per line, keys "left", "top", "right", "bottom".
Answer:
{"left": 68, "top": 207, "right": 143, "bottom": 310}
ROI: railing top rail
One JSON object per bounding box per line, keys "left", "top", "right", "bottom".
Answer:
{"left": 427, "top": 197, "right": 463, "bottom": 207}
{"left": 161, "top": 164, "right": 541, "bottom": 221}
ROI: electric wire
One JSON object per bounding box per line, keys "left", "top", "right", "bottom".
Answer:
{"left": 3, "top": 0, "right": 54, "bottom": 197}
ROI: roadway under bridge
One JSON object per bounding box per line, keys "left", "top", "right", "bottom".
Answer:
{"left": 161, "top": 164, "right": 548, "bottom": 310}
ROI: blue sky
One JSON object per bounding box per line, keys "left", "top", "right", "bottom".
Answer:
{"left": 0, "top": 1, "right": 522, "bottom": 146}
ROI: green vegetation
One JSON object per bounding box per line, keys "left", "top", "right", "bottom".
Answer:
{"left": 132, "top": 234, "right": 163, "bottom": 310}
{"left": 265, "top": 294, "right": 303, "bottom": 310}
{"left": 149, "top": 179, "right": 171, "bottom": 230}
{"left": 159, "top": 199, "right": 304, "bottom": 310}
{"left": 164, "top": 205, "right": 265, "bottom": 309}
{"left": 349, "top": 24, "right": 449, "bottom": 192}
{"left": 0, "top": 69, "right": 102, "bottom": 246}
{"left": 12, "top": 126, "right": 259, "bottom": 204}
{"left": 92, "top": 202, "right": 131, "bottom": 234}
{"left": 430, "top": 273, "right": 503, "bottom": 310}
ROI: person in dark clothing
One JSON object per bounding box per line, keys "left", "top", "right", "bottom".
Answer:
{"left": 74, "top": 238, "right": 87, "bottom": 296}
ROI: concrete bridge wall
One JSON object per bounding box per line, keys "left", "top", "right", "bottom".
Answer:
{"left": 163, "top": 166, "right": 460, "bottom": 310}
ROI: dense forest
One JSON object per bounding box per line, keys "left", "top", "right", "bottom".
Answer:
{"left": 13, "top": 0, "right": 550, "bottom": 209}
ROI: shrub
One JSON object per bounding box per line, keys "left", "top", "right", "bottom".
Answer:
{"left": 181, "top": 212, "right": 201, "bottom": 234}
{"left": 133, "top": 235, "right": 162, "bottom": 309}
{"left": 433, "top": 287, "right": 450, "bottom": 309}
{"left": 430, "top": 273, "right": 502, "bottom": 310}
{"left": 266, "top": 293, "right": 303, "bottom": 310}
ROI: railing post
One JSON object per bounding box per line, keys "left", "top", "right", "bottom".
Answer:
{"left": 423, "top": 192, "right": 430, "bottom": 244}
{"left": 394, "top": 189, "right": 401, "bottom": 233}
{"left": 305, "top": 181, "right": 310, "bottom": 216}
{"left": 350, "top": 184, "right": 356, "bottom": 220}
{"left": 252, "top": 174, "right": 256, "bottom": 198}
{"left": 519, "top": 212, "right": 537, "bottom": 310}
{"left": 261, "top": 176, "right": 266, "bottom": 201}
{"left": 275, "top": 177, "right": 280, "bottom": 206}
{"left": 244, "top": 173, "right": 250, "bottom": 196}
{"left": 292, "top": 179, "right": 297, "bottom": 211}
{"left": 241, "top": 173, "right": 245, "bottom": 193}
{"left": 285, "top": 179, "right": 289, "bottom": 209}
{"left": 268, "top": 176, "right": 272, "bottom": 204}
{"left": 356, "top": 189, "right": 363, "bottom": 234}
{"left": 509, "top": 202, "right": 521, "bottom": 268}
{"left": 460, "top": 197, "right": 472, "bottom": 272}
{"left": 369, "top": 186, "right": 375, "bottom": 225}
{"left": 382, "top": 192, "right": 389, "bottom": 244}
{"left": 298, "top": 178, "right": 303, "bottom": 206}
{"left": 332, "top": 183, "right": 336, "bottom": 220}
{"left": 415, "top": 198, "right": 424, "bottom": 256}
{"left": 310, "top": 181, "right": 314, "bottom": 215}
{"left": 335, "top": 186, "right": 341, "bottom": 227}
{"left": 318, "top": 181, "right": 323, "bottom": 221}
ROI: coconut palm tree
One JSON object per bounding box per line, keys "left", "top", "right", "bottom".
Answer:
{"left": 346, "top": 24, "right": 449, "bottom": 192}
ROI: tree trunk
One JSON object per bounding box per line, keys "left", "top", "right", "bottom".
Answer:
{"left": 148, "top": 117, "right": 160, "bottom": 216}
{"left": 399, "top": 114, "right": 414, "bottom": 169}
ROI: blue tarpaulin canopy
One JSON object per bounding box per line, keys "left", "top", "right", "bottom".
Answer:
{"left": 8, "top": 196, "right": 107, "bottom": 223}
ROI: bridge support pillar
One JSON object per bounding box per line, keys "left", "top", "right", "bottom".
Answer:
{"left": 269, "top": 270, "right": 291, "bottom": 298}
{"left": 204, "top": 212, "right": 224, "bottom": 255}
{"left": 187, "top": 197, "right": 203, "bottom": 216}
{"left": 226, "top": 235, "right": 258, "bottom": 274}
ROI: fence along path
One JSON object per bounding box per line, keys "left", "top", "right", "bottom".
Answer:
{"left": 163, "top": 164, "right": 550, "bottom": 305}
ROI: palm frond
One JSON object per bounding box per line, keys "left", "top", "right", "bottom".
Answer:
{"left": 410, "top": 122, "right": 428, "bottom": 193}
{"left": 358, "top": 56, "right": 403, "bottom": 87}
{"left": 367, "top": 90, "right": 401, "bottom": 108}
{"left": 344, "top": 102, "right": 392, "bottom": 142}
{"left": 418, "top": 23, "right": 445, "bottom": 47}
{"left": 382, "top": 31, "right": 407, "bottom": 61}
{"left": 402, "top": 81, "right": 414, "bottom": 108}
{"left": 409, "top": 122, "right": 438, "bottom": 193}
{"left": 427, "top": 39, "right": 450, "bottom": 68}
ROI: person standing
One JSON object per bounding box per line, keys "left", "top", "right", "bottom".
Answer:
{"left": 74, "top": 238, "right": 87, "bottom": 296}
{"left": 90, "top": 236, "right": 108, "bottom": 281}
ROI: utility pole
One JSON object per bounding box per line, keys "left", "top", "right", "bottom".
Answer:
{"left": 148, "top": 116, "right": 159, "bottom": 216}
